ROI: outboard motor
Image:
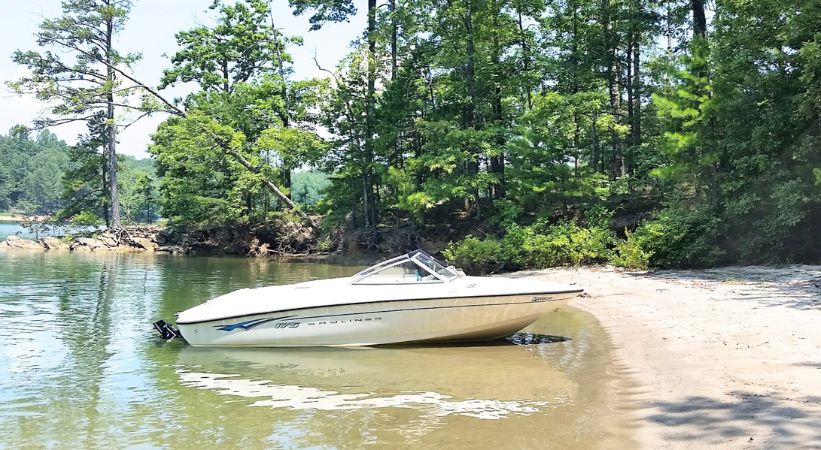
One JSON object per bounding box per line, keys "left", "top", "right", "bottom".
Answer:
{"left": 153, "top": 320, "right": 182, "bottom": 340}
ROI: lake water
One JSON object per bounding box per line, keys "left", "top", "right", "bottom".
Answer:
{"left": 0, "top": 251, "right": 633, "bottom": 448}
{"left": 0, "top": 221, "right": 101, "bottom": 241}
{"left": 0, "top": 221, "right": 34, "bottom": 240}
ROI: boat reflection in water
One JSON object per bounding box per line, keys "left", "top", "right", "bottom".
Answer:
{"left": 175, "top": 339, "right": 577, "bottom": 422}
{"left": 168, "top": 311, "right": 630, "bottom": 448}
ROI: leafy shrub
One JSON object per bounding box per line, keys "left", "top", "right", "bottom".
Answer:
{"left": 445, "top": 221, "right": 613, "bottom": 273}
{"left": 609, "top": 228, "right": 652, "bottom": 270}
{"left": 732, "top": 179, "right": 820, "bottom": 264}
{"left": 443, "top": 235, "right": 503, "bottom": 274}
{"left": 489, "top": 199, "right": 523, "bottom": 228}
{"left": 635, "top": 206, "right": 724, "bottom": 268}
{"left": 509, "top": 221, "right": 611, "bottom": 268}
{"left": 69, "top": 210, "right": 104, "bottom": 226}
{"left": 315, "top": 236, "right": 332, "bottom": 252}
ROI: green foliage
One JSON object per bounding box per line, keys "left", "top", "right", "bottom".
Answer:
{"left": 160, "top": 0, "right": 290, "bottom": 93}
{"left": 118, "top": 159, "right": 158, "bottom": 224}
{"left": 69, "top": 210, "right": 105, "bottom": 226}
{"left": 443, "top": 236, "right": 503, "bottom": 275}
{"left": 489, "top": 200, "right": 522, "bottom": 229}
{"left": 288, "top": 0, "right": 357, "bottom": 31}
{"left": 150, "top": 111, "right": 245, "bottom": 228}
{"left": 150, "top": 1, "right": 325, "bottom": 230}
{"left": 13, "top": 0, "right": 808, "bottom": 268}
{"left": 445, "top": 221, "right": 613, "bottom": 274}
{"left": 609, "top": 228, "right": 652, "bottom": 270}
{"left": 291, "top": 170, "right": 331, "bottom": 207}
{"left": 504, "top": 221, "right": 613, "bottom": 268}
{"left": 58, "top": 116, "right": 109, "bottom": 224}
{"left": 634, "top": 205, "right": 725, "bottom": 268}
{"left": 315, "top": 234, "right": 336, "bottom": 252}
{"left": 0, "top": 128, "right": 71, "bottom": 214}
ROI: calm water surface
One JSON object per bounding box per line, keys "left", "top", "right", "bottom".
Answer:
{"left": 0, "top": 221, "right": 100, "bottom": 241}
{"left": 0, "top": 251, "right": 631, "bottom": 448}
{"left": 0, "top": 221, "right": 32, "bottom": 240}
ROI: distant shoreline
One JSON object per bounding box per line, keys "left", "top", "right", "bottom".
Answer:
{"left": 0, "top": 213, "right": 50, "bottom": 222}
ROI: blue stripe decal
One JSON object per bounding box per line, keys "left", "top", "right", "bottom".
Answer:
{"left": 215, "top": 315, "right": 295, "bottom": 332}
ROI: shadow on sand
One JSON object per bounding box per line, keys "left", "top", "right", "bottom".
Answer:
{"left": 631, "top": 265, "right": 821, "bottom": 310}
{"left": 645, "top": 391, "right": 821, "bottom": 447}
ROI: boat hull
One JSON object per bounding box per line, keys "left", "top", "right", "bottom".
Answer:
{"left": 178, "top": 292, "right": 577, "bottom": 347}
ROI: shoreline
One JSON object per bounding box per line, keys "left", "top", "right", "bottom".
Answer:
{"left": 0, "top": 213, "right": 49, "bottom": 222}
{"left": 0, "top": 223, "right": 323, "bottom": 256}
{"left": 2, "top": 245, "right": 817, "bottom": 446}
{"left": 509, "top": 266, "right": 821, "bottom": 449}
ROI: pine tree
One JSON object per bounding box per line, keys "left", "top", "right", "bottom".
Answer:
{"left": 10, "top": 0, "right": 147, "bottom": 229}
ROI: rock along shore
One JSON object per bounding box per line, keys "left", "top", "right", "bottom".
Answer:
{"left": 0, "top": 227, "right": 161, "bottom": 253}
{"left": 0, "top": 222, "right": 318, "bottom": 256}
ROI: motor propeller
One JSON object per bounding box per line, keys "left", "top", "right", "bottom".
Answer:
{"left": 153, "top": 320, "right": 182, "bottom": 340}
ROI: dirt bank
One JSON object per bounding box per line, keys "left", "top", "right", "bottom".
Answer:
{"left": 509, "top": 266, "right": 821, "bottom": 449}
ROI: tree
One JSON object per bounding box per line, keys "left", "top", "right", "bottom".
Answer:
{"left": 160, "top": 0, "right": 286, "bottom": 95}
{"left": 290, "top": 0, "right": 380, "bottom": 241}
{"left": 153, "top": 16, "right": 326, "bottom": 229}
{"left": 162, "top": 0, "right": 319, "bottom": 197}
{"left": 0, "top": 127, "right": 71, "bottom": 214}
{"left": 134, "top": 173, "right": 156, "bottom": 224}
{"left": 10, "top": 0, "right": 151, "bottom": 229}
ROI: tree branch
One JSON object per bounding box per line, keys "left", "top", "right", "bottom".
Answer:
{"left": 120, "top": 110, "right": 153, "bottom": 131}
{"left": 48, "top": 38, "right": 186, "bottom": 117}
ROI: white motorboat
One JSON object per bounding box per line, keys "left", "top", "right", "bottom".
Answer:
{"left": 169, "top": 250, "right": 583, "bottom": 347}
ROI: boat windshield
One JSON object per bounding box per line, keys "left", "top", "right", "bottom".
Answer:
{"left": 351, "top": 250, "right": 461, "bottom": 285}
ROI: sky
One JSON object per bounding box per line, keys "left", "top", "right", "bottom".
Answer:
{"left": 0, "top": 0, "right": 365, "bottom": 158}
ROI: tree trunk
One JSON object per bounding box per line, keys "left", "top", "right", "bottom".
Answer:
{"left": 390, "top": 0, "right": 398, "bottom": 81}
{"left": 365, "top": 0, "right": 378, "bottom": 244}
{"left": 571, "top": 0, "right": 582, "bottom": 177}
{"left": 105, "top": 10, "right": 120, "bottom": 230}
{"left": 632, "top": 1, "right": 641, "bottom": 153}
{"left": 464, "top": 1, "right": 477, "bottom": 129}
{"left": 601, "top": 0, "right": 623, "bottom": 179}
{"left": 107, "top": 100, "right": 119, "bottom": 229}
{"left": 269, "top": 4, "right": 293, "bottom": 192}
{"left": 571, "top": 0, "right": 579, "bottom": 94}
{"left": 516, "top": 0, "right": 532, "bottom": 110}
{"left": 692, "top": 0, "right": 707, "bottom": 39}
{"left": 221, "top": 58, "right": 231, "bottom": 94}
{"left": 591, "top": 110, "right": 600, "bottom": 173}
{"left": 490, "top": 0, "right": 505, "bottom": 199}
{"left": 626, "top": 31, "right": 634, "bottom": 176}
{"left": 101, "top": 157, "right": 110, "bottom": 227}
{"left": 463, "top": 0, "right": 480, "bottom": 216}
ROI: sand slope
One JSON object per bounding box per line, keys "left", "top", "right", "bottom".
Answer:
{"left": 510, "top": 266, "right": 821, "bottom": 449}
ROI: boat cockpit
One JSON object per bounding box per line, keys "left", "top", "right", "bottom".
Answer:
{"left": 351, "top": 250, "right": 464, "bottom": 285}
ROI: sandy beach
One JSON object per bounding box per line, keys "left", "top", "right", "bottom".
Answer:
{"left": 511, "top": 266, "right": 821, "bottom": 449}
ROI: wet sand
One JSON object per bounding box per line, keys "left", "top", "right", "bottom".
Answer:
{"left": 509, "top": 265, "right": 821, "bottom": 449}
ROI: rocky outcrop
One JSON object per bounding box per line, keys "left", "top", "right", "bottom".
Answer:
{"left": 131, "top": 237, "right": 157, "bottom": 251}
{"left": 39, "top": 236, "right": 69, "bottom": 250}
{"left": 0, "top": 235, "right": 41, "bottom": 250}
{"left": 71, "top": 237, "right": 106, "bottom": 251}
{"left": 97, "top": 232, "right": 118, "bottom": 248}
{"left": 0, "top": 221, "right": 320, "bottom": 257}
